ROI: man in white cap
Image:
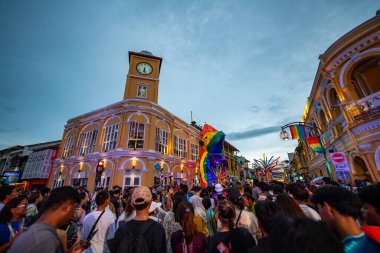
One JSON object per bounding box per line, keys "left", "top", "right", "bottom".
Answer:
{"left": 111, "top": 186, "right": 166, "bottom": 253}
{"left": 148, "top": 201, "right": 162, "bottom": 223}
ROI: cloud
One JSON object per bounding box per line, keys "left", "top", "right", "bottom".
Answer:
{"left": 0, "top": 128, "right": 13, "bottom": 133}
{"left": 227, "top": 126, "right": 280, "bottom": 140}
{"left": 248, "top": 105, "right": 261, "bottom": 113}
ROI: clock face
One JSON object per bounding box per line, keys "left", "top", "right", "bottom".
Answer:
{"left": 136, "top": 62, "right": 153, "bottom": 75}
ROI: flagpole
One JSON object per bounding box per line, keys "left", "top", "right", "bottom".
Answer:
{"left": 314, "top": 124, "right": 334, "bottom": 180}
{"left": 280, "top": 122, "right": 335, "bottom": 181}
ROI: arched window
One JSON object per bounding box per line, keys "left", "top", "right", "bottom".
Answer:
{"left": 350, "top": 57, "right": 380, "bottom": 98}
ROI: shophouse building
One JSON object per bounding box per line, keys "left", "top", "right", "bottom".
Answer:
{"left": 300, "top": 11, "right": 380, "bottom": 182}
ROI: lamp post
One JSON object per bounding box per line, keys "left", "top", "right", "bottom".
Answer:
{"left": 280, "top": 122, "right": 334, "bottom": 180}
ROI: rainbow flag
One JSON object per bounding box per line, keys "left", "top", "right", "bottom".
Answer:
{"left": 307, "top": 137, "right": 323, "bottom": 153}
{"left": 289, "top": 125, "right": 307, "bottom": 139}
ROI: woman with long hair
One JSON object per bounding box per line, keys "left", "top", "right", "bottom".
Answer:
{"left": 164, "top": 191, "right": 186, "bottom": 253}
{"left": 0, "top": 196, "right": 28, "bottom": 253}
{"left": 274, "top": 194, "right": 306, "bottom": 218}
{"left": 208, "top": 200, "right": 255, "bottom": 253}
{"left": 171, "top": 202, "right": 207, "bottom": 253}
{"left": 222, "top": 187, "right": 259, "bottom": 242}
{"left": 116, "top": 198, "right": 135, "bottom": 229}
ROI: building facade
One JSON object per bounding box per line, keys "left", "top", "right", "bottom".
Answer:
{"left": 300, "top": 11, "right": 380, "bottom": 182}
{"left": 0, "top": 141, "right": 60, "bottom": 188}
{"left": 48, "top": 51, "right": 241, "bottom": 191}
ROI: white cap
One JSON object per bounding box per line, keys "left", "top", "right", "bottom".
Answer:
{"left": 215, "top": 183, "right": 223, "bottom": 193}
{"left": 148, "top": 201, "right": 162, "bottom": 213}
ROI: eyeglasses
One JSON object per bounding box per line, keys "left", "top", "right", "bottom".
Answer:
{"left": 16, "top": 204, "right": 27, "bottom": 209}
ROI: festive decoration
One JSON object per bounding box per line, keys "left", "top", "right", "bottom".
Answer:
{"left": 252, "top": 154, "right": 280, "bottom": 182}
{"left": 307, "top": 137, "right": 323, "bottom": 153}
{"left": 289, "top": 125, "right": 307, "bottom": 139}
{"left": 199, "top": 124, "right": 228, "bottom": 187}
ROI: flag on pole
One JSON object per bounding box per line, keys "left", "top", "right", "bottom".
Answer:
{"left": 307, "top": 137, "right": 323, "bottom": 153}
{"left": 289, "top": 125, "right": 307, "bottom": 139}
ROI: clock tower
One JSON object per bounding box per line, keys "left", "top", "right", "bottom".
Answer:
{"left": 123, "top": 50, "right": 162, "bottom": 104}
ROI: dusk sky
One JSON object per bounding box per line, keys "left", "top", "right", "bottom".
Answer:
{"left": 0, "top": 1, "right": 378, "bottom": 162}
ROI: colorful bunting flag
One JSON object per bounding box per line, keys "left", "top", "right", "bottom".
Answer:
{"left": 307, "top": 137, "right": 323, "bottom": 153}
{"left": 289, "top": 125, "right": 307, "bottom": 139}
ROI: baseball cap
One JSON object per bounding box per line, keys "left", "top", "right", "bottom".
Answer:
{"left": 132, "top": 186, "right": 152, "bottom": 205}
{"left": 148, "top": 201, "right": 162, "bottom": 213}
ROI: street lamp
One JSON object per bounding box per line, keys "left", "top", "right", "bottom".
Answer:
{"left": 280, "top": 131, "right": 290, "bottom": 140}
{"left": 280, "top": 122, "right": 334, "bottom": 180}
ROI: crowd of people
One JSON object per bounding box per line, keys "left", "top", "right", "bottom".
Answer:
{"left": 0, "top": 178, "right": 379, "bottom": 253}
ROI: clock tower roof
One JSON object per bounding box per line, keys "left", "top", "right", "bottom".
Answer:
{"left": 128, "top": 50, "right": 163, "bottom": 72}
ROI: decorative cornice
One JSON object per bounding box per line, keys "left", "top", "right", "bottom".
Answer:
{"left": 358, "top": 143, "right": 372, "bottom": 150}
{"left": 351, "top": 119, "right": 380, "bottom": 136}
{"left": 325, "top": 30, "right": 380, "bottom": 72}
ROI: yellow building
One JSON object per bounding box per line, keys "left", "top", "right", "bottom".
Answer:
{"left": 48, "top": 50, "right": 241, "bottom": 191}
{"left": 300, "top": 11, "right": 380, "bottom": 182}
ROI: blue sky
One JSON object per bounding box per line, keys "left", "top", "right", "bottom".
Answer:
{"left": 0, "top": 0, "right": 378, "bottom": 162}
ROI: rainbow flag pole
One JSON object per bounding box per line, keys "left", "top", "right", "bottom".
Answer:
{"left": 281, "top": 122, "right": 334, "bottom": 180}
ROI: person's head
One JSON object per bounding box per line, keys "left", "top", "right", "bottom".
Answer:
{"left": 200, "top": 188, "right": 210, "bottom": 198}
{"left": 242, "top": 193, "right": 254, "bottom": 208}
{"left": 180, "top": 184, "right": 189, "bottom": 194}
{"left": 177, "top": 202, "right": 196, "bottom": 242}
{"left": 39, "top": 186, "right": 80, "bottom": 227}
{"left": 0, "top": 186, "right": 18, "bottom": 204}
{"left": 271, "top": 217, "right": 344, "bottom": 253}
{"left": 113, "top": 185, "right": 121, "bottom": 191}
{"left": 172, "top": 191, "right": 186, "bottom": 215}
{"left": 288, "top": 183, "right": 309, "bottom": 203}
{"left": 0, "top": 196, "right": 27, "bottom": 223}
{"left": 95, "top": 190, "right": 110, "bottom": 207}
{"left": 112, "top": 189, "right": 121, "bottom": 198}
{"left": 217, "top": 200, "right": 236, "bottom": 231}
{"left": 79, "top": 192, "right": 87, "bottom": 205}
{"left": 28, "top": 192, "right": 42, "bottom": 205}
{"left": 272, "top": 184, "right": 283, "bottom": 195}
{"left": 243, "top": 186, "right": 252, "bottom": 195}
{"left": 193, "top": 186, "right": 202, "bottom": 195}
{"left": 124, "top": 199, "right": 135, "bottom": 217}
{"left": 359, "top": 183, "right": 380, "bottom": 226}
{"left": 202, "top": 197, "right": 212, "bottom": 210}
{"left": 275, "top": 194, "right": 306, "bottom": 218}
{"left": 254, "top": 200, "right": 283, "bottom": 236}
{"left": 226, "top": 187, "right": 244, "bottom": 210}
{"left": 131, "top": 186, "right": 152, "bottom": 213}
{"left": 39, "top": 187, "right": 50, "bottom": 198}
{"left": 311, "top": 186, "right": 361, "bottom": 229}
{"left": 152, "top": 192, "right": 159, "bottom": 202}
{"left": 258, "top": 181, "right": 270, "bottom": 192}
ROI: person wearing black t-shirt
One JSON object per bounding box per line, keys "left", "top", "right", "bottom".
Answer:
{"left": 208, "top": 200, "right": 255, "bottom": 253}
{"left": 111, "top": 186, "right": 167, "bottom": 253}
{"left": 110, "top": 189, "right": 121, "bottom": 218}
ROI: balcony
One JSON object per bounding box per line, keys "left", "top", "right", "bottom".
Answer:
{"left": 345, "top": 91, "right": 380, "bottom": 123}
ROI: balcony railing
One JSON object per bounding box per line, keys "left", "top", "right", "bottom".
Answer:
{"left": 345, "top": 91, "right": 380, "bottom": 122}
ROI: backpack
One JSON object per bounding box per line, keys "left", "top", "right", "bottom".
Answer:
{"left": 116, "top": 219, "right": 155, "bottom": 253}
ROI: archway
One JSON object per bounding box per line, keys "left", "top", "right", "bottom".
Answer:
{"left": 350, "top": 57, "right": 380, "bottom": 99}
{"left": 353, "top": 156, "right": 371, "bottom": 181}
